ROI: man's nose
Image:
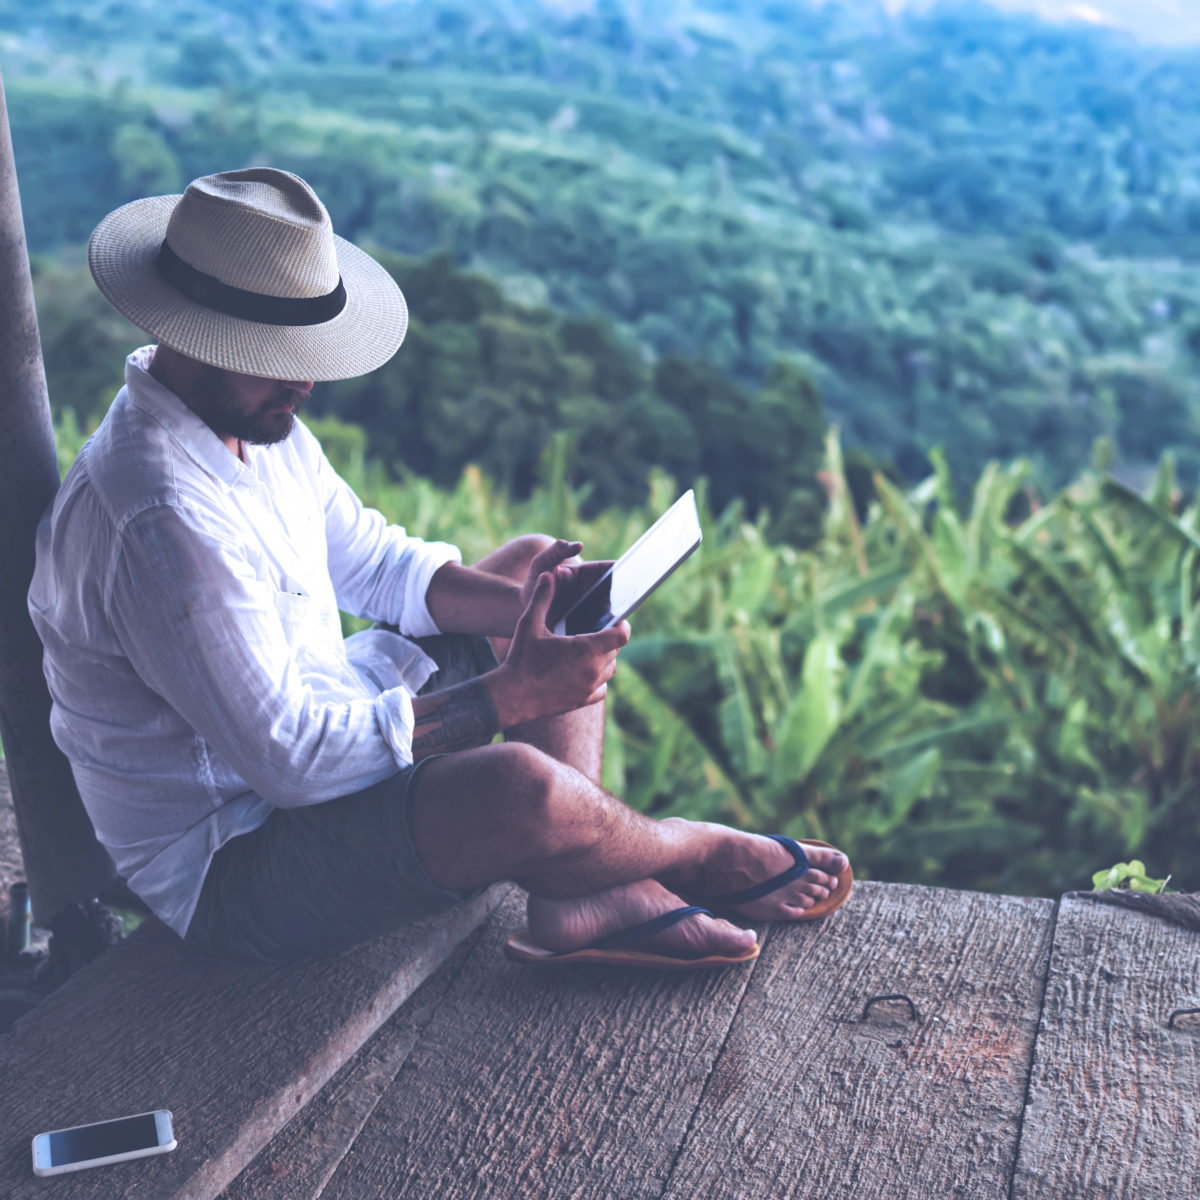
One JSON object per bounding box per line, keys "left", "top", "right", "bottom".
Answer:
{"left": 285, "top": 380, "right": 315, "bottom": 393}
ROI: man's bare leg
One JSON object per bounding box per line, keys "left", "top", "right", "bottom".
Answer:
{"left": 472, "top": 535, "right": 604, "bottom": 783}
{"left": 409, "top": 741, "right": 848, "bottom": 958}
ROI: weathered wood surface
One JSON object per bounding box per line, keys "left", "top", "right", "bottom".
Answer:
{"left": 1080, "top": 887, "right": 1200, "bottom": 930}
{"left": 314, "top": 887, "right": 763, "bottom": 1199}
{"left": 7, "top": 866, "right": 1196, "bottom": 1199}
{"left": 661, "top": 883, "right": 1054, "bottom": 1200}
{"left": 222, "top": 919, "right": 490, "bottom": 1200}
{"left": 1011, "top": 895, "right": 1200, "bottom": 1200}
{"left": 0, "top": 882, "right": 510, "bottom": 1200}
{"left": 256, "top": 882, "right": 1053, "bottom": 1200}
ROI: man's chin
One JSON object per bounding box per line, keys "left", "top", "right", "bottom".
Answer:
{"left": 244, "top": 412, "right": 297, "bottom": 447}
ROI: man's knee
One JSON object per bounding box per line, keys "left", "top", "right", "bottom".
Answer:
{"left": 485, "top": 741, "right": 605, "bottom": 856}
{"left": 473, "top": 533, "right": 558, "bottom": 583}
{"left": 489, "top": 740, "right": 562, "bottom": 818}
{"left": 411, "top": 741, "right": 604, "bottom": 889}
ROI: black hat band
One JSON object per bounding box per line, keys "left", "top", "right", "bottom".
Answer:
{"left": 156, "top": 240, "right": 347, "bottom": 326}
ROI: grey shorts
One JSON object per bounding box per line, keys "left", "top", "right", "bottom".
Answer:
{"left": 184, "top": 633, "right": 498, "bottom": 963}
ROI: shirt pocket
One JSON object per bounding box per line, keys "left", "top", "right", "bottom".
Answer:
{"left": 272, "top": 581, "right": 344, "bottom": 674}
{"left": 272, "top": 587, "right": 314, "bottom": 641}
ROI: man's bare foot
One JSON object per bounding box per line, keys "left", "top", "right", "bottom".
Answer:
{"left": 527, "top": 879, "right": 758, "bottom": 959}
{"left": 663, "top": 825, "right": 850, "bottom": 921}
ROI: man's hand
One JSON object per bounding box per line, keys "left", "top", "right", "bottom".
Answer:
{"left": 488, "top": 571, "right": 630, "bottom": 727}
{"left": 519, "top": 539, "right": 614, "bottom": 631}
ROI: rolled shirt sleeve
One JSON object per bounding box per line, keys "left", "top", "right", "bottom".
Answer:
{"left": 308, "top": 424, "right": 461, "bottom": 637}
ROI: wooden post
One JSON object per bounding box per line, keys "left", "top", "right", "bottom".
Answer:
{"left": 0, "top": 66, "right": 115, "bottom": 922}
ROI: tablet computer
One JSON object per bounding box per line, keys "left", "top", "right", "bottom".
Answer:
{"left": 554, "top": 489, "right": 702, "bottom": 636}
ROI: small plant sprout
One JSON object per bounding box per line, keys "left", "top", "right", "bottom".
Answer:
{"left": 1091, "top": 861, "right": 1172, "bottom": 894}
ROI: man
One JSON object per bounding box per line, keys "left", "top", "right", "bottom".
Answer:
{"left": 29, "top": 167, "right": 851, "bottom": 967}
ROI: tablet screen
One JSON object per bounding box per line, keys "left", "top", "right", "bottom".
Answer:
{"left": 562, "top": 491, "right": 701, "bottom": 635}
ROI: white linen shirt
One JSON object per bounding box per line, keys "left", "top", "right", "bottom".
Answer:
{"left": 28, "top": 347, "right": 462, "bottom": 936}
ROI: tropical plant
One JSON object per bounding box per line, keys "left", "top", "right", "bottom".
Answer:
{"left": 306, "top": 420, "right": 1198, "bottom": 897}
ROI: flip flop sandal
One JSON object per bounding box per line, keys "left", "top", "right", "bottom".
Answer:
{"left": 505, "top": 904, "right": 760, "bottom": 969}
{"left": 687, "top": 835, "right": 853, "bottom": 921}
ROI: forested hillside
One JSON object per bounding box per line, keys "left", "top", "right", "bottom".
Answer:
{"left": 5, "top": 0, "right": 1200, "bottom": 493}
{"left": 5, "top": 1, "right": 1199, "bottom": 893}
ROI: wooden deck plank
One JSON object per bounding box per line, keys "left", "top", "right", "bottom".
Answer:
{"left": 0, "top": 884, "right": 508, "bottom": 1200}
{"left": 1011, "top": 895, "right": 1200, "bottom": 1200}
{"left": 220, "top": 916, "right": 492, "bottom": 1200}
{"left": 661, "top": 882, "right": 1055, "bottom": 1200}
{"left": 316, "top": 888, "right": 762, "bottom": 1200}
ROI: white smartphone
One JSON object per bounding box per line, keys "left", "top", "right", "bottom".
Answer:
{"left": 31, "top": 1109, "right": 176, "bottom": 1177}
{"left": 554, "top": 489, "right": 702, "bottom": 636}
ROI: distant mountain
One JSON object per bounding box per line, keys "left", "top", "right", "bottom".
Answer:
{"left": 8, "top": 0, "right": 1200, "bottom": 493}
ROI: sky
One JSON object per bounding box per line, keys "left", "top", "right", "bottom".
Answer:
{"left": 877, "top": 0, "right": 1200, "bottom": 44}
{"left": 539, "top": 0, "right": 1200, "bottom": 47}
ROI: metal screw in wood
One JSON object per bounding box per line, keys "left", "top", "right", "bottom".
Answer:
{"left": 1167, "top": 1007, "right": 1200, "bottom": 1030}
{"left": 862, "top": 993, "right": 920, "bottom": 1023}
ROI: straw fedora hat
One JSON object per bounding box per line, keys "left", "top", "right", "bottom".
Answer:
{"left": 88, "top": 167, "right": 407, "bottom": 381}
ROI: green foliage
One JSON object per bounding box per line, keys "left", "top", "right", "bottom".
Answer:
{"left": 1091, "top": 861, "right": 1171, "bottom": 894}
{"left": 32, "top": 247, "right": 828, "bottom": 535}
{"left": 16, "top": 0, "right": 1200, "bottom": 899}
{"left": 242, "top": 419, "right": 1200, "bottom": 898}
{"left": 30, "top": 252, "right": 145, "bottom": 429}
{"left": 111, "top": 124, "right": 182, "bottom": 196}
{"left": 7, "top": 0, "right": 1200, "bottom": 498}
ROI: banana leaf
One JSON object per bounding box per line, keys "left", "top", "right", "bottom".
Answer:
{"left": 773, "top": 629, "right": 843, "bottom": 786}
{"left": 610, "top": 660, "right": 756, "bottom": 824}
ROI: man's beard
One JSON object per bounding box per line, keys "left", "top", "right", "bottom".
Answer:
{"left": 191, "top": 366, "right": 310, "bottom": 447}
